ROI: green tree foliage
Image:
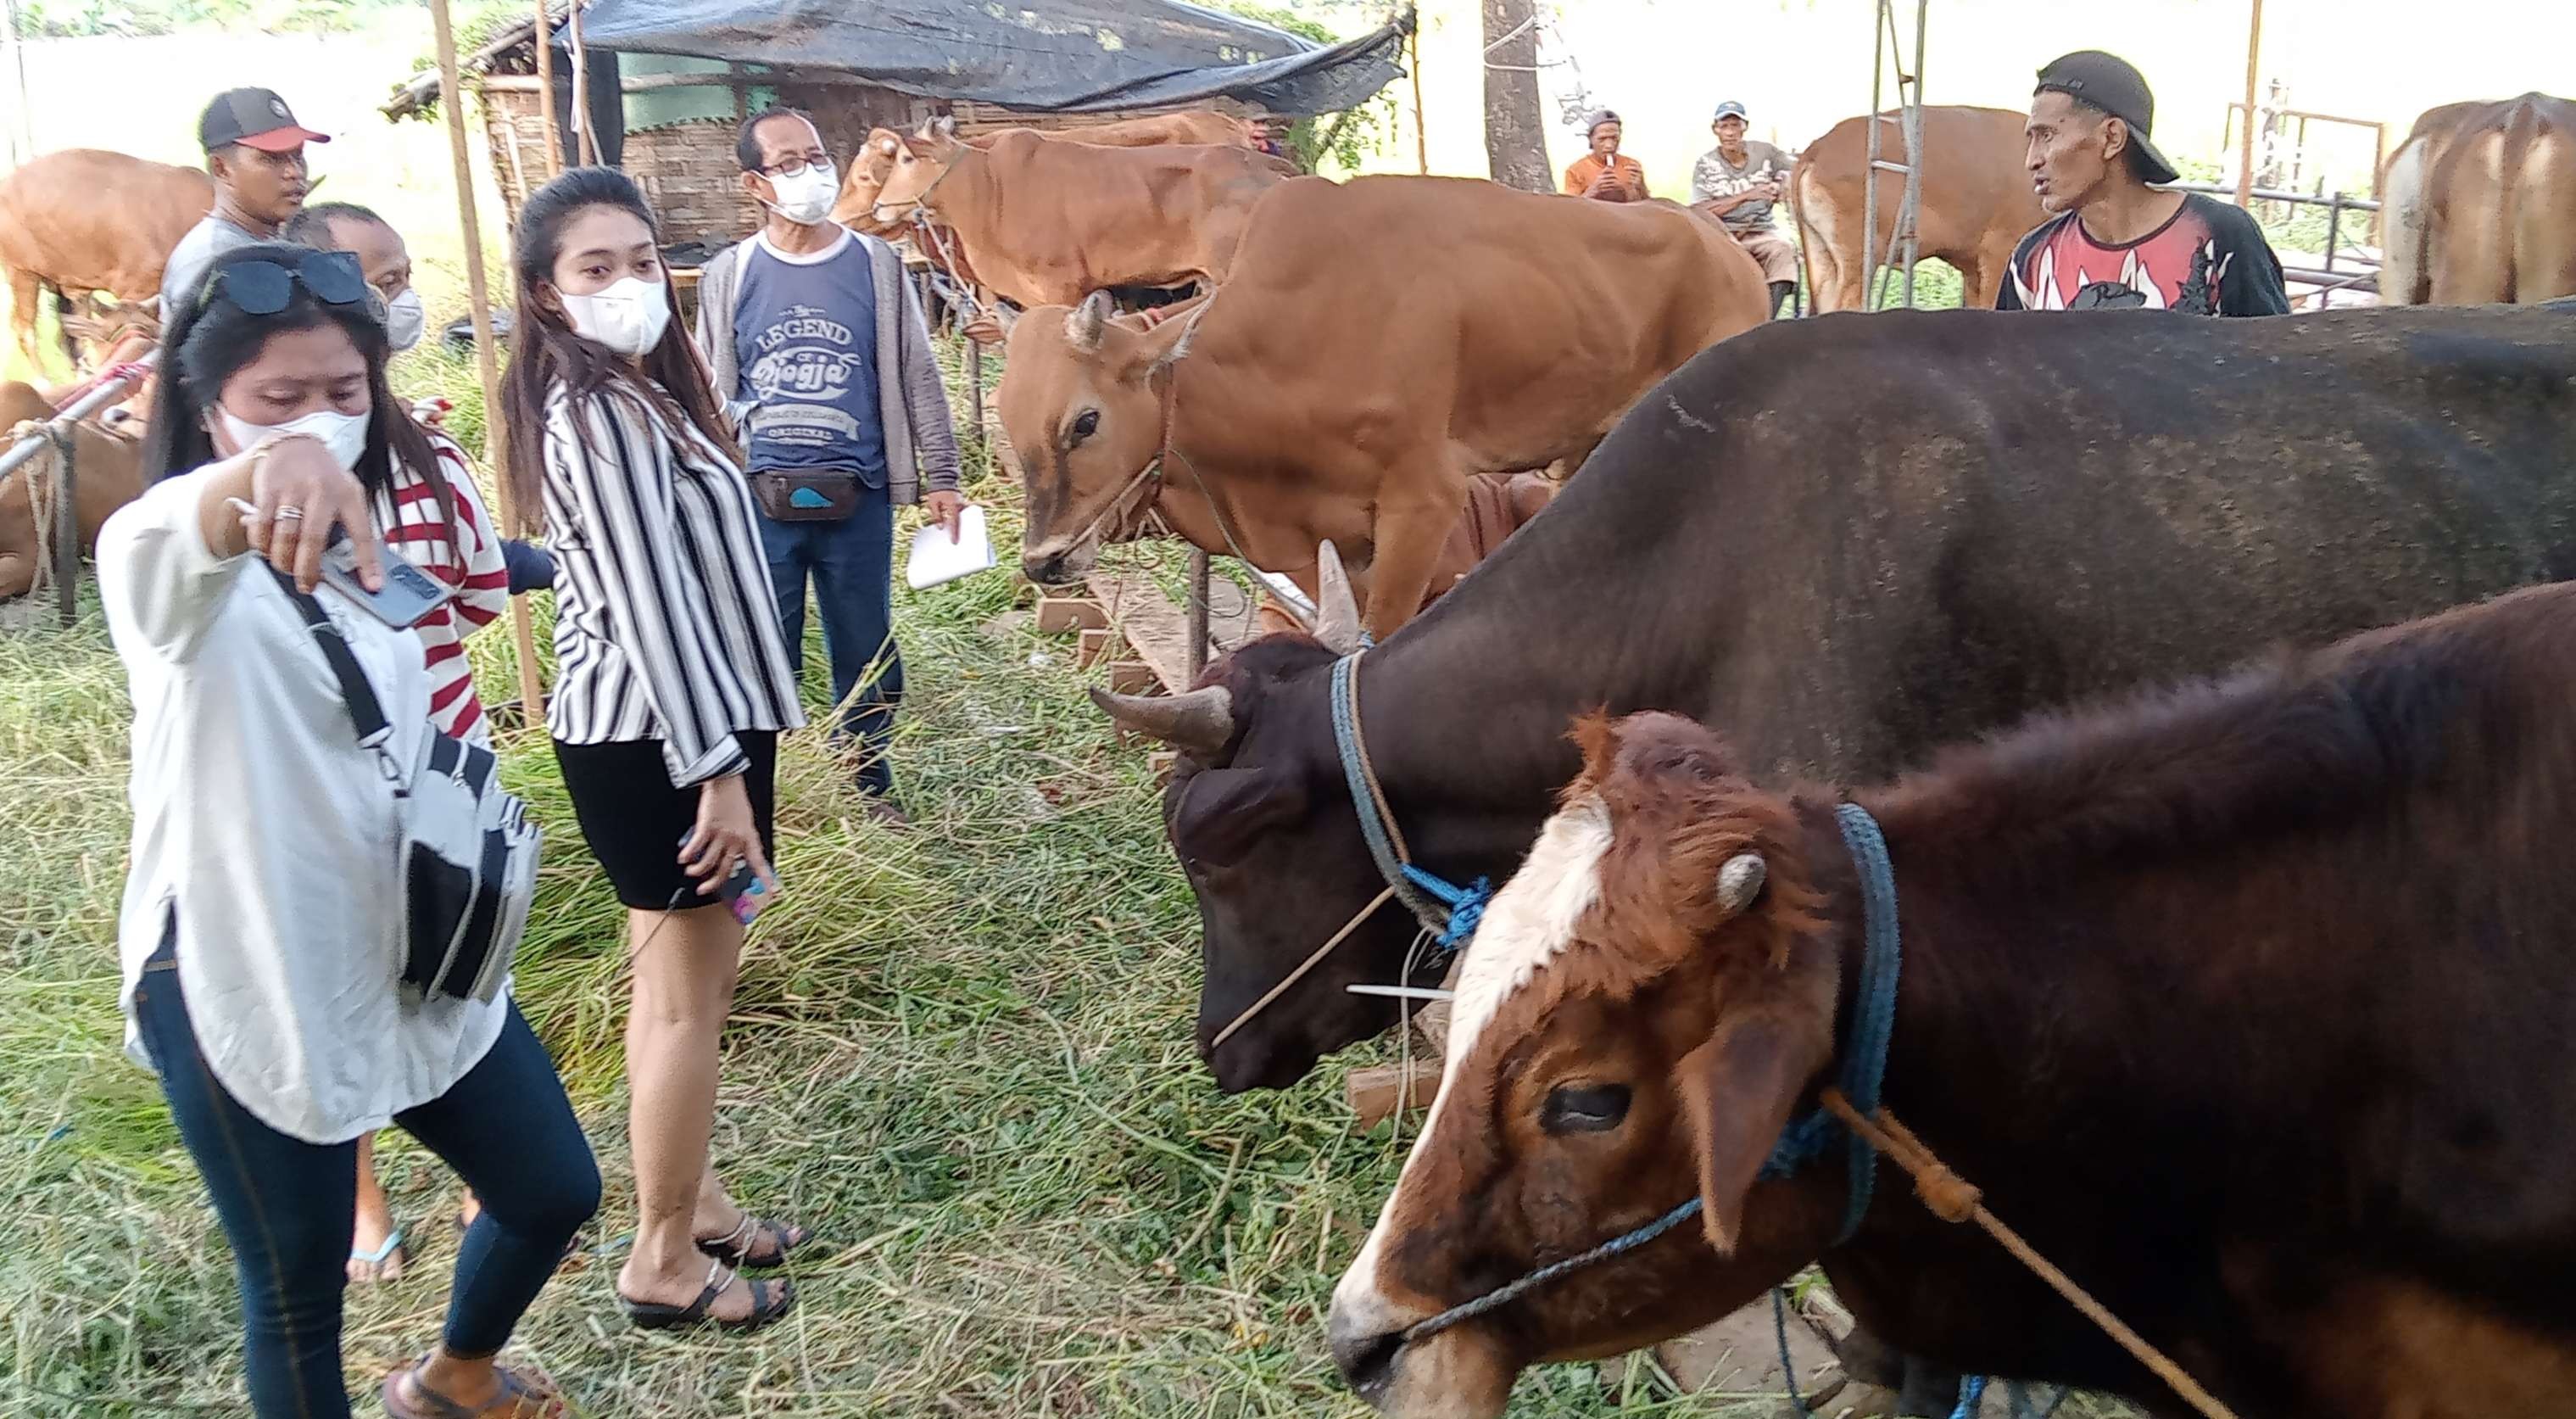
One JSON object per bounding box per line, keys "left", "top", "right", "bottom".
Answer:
{"left": 1203, "top": 0, "right": 1396, "bottom": 174}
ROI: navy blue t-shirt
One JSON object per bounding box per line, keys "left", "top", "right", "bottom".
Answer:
{"left": 733, "top": 232, "right": 887, "bottom": 486}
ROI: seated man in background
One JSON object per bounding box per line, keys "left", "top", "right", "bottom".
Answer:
{"left": 1690, "top": 101, "right": 1800, "bottom": 316}
{"left": 1562, "top": 109, "right": 1646, "bottom": 203}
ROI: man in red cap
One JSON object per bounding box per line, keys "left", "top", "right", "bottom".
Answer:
{"left": 159, "top": 87, "right": 328, "bottom": 319}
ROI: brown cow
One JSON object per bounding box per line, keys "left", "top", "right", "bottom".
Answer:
{"left": 0, "top": 149, "right": 211, "bottom": 368}
{"left": 1790, "top": 106, "right": 2044, "bottom": 311}
{"left": 1330, "top": 586, "right": 2576, "bottom": 1418}
{"left": 867, "top": 118, "right": 1291, "bottom": 309}
{"left": 832, "top": 112, "right": 1258, "bottom": 236}
{"left": 1002, "top": 175, "right": 1769, "bottom": 640}
{"left": 0, "top": 381, "right": 148, "bottom": 599}
{"left": 2382, "top": 93, "right": 2576, "bottom": 306}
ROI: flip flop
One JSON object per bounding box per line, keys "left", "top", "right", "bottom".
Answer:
{"left": 379, "top": 1356, "right": 563, "bottom": 1418}
{"left": 348, "top": 1227, "right": 405, "bottom": 1285}
{"left": 619, "top": 1258, "right": 795, "bottom": 1333}
{"left": 696, "top": 1214, "right": 811, "bottom": 1271}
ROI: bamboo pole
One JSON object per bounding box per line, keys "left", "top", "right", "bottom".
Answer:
{"left": 532, "top": 0, "right": 561, "bottom": 179}
{"left": 2235, "top": 0, "right": 2263, "bottom": 209}
{"left": 1408, "top": 26, "right": 1427, "bottom": 176}
{"left": 431, "top": 0, "right": 547, "bottom": 723}
{"left": 567, "top": 0, "right": 600, "bottom": 166}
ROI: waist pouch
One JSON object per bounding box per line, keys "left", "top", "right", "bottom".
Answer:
{"left": 750, "top": 469, "right": 862, "bottom": 522}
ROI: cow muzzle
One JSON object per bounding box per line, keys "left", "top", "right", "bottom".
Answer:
{"left": 1329, "top": 1255, "right": 1510, "bottom": 1418}
{"left": 1021, "top": 536, "right": 1099, "bottom": 587}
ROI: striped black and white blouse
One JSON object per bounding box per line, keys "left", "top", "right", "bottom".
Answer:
{"left": 539, "top": 381, "right": 805, "bottom": 788}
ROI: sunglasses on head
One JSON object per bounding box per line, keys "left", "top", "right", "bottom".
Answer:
{"left": 198, "top": 250, "right": 369, "bottom": 319}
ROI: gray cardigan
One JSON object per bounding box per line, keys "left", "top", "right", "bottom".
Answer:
{"left": 694, "top": 229, "right": 962, "bottom": 506}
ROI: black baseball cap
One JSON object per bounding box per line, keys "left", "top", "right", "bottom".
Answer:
{"left": 2034, "top": 51, "right": 2177, "bottom": 185}
{"left": 200, "top": 87, "right": 329, "bottom": 154}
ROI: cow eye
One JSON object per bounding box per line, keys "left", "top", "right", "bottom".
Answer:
{"left": 1541, "top": 1083, "right": 1631, "bottom": 1134}
{"left": 1067, "top": 409, "right": 1101, "bottom": 447}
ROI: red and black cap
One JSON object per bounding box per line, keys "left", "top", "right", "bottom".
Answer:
{"left": 199, "top": 88, "right": 329, "bottom": 154}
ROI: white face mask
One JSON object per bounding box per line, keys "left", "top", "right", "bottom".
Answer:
{"left": 558, "top": 276, "right": 672, "bottom": 357}
{"left": 385, "top": 287, "right": 427, "bottom": 355}
{"left": 218, "top": 405, "right": 371, "bottom": 471}
{"left": 763, "top": 163, "right": 840, "bottom": 227}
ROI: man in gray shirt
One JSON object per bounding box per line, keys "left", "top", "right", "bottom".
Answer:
{"left": 159, "top": 87, "right": 325, "bottom": 321}
{"left": 1689, "top": 101, "right": 1799, "bottom": 317}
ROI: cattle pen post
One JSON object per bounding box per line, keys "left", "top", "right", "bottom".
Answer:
{"left": 1860, "top": 0, "right": 1926, "bottom": 310}
{"left": 2236, "top": 0, "right": 2264, "bottom": 210}
{"left": 430, "top": 0, "right": 549, "bottom": 723}
{"left": 533, "top": 0, "right": 561, "bottom": 180}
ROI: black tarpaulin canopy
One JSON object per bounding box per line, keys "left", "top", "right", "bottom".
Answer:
{"left": 570, "top": 0, "right": 1411, "bottom": 117}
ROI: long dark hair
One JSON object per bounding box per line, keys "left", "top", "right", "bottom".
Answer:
{"left": 499, "top": 166, "right": 736, "bottom": 530}
{"left": 148, "top": 242, "right": 446, "bottom": 490}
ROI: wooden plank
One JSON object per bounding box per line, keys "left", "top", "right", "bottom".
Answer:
{"left": 1107, "top": 660, "right": 1158, "bottom": 696}
{"left": 1086, "top": 570, "right": 1204, "bottom": 696}
{"left": 1076, "top": 626, "right": 1116, "bottom": 668}
{"left": 1346, "top": 1062, "right": 1442, "bottom": 1132}
{"left": 1035, "top": 595, "right": 1108, "bottom": 635}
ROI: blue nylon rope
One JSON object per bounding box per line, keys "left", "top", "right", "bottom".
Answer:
{"left": 1402, "top": 1197, "right": 1703, "bottom": 1344}
{"left": 1758, "top": 803, "right": 1902, "bottom": 1246}
{"left": 1332, "top": 654, "right": 1495, "bottom": 954}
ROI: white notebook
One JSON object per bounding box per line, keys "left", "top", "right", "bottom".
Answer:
{"left": 905, "top": 504, "right": 998, "bottom": 590}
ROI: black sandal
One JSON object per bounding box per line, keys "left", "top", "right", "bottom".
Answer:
{"left": 696, "top": 1213, "right": 810, "bottom": 1271}
{"left": 619, "top": 1259, "right": 795, "bottom": 1333}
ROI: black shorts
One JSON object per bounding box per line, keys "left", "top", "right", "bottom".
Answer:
{"left": 552, "top": 732, "right": 777, "bottom": 911}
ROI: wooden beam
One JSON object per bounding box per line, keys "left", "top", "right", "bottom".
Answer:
{"left": 531, "top": 0, "right": 560, "bottom": 180}
{"left": 2236, "top": 0, "right": 2263, "bottom": 209}
{"left": 1034, "top": 595, "right": 1108, "bottom": 635}
{"left": 1084, "top": 569, "right": 1207, "bottom": 696}
{"left": 1347, "top": 1062, "right": 1442, "bottom": 1132}
{"left": 431, "top": 0, "right": 546, "bottom": 724}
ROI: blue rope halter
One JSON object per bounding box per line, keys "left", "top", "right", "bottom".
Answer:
{"left": 1331, "top": 654, "right": 1492, "bottom": 958}
{"left": 1397, "top": 802, "right": 1904, "bottom": 1346}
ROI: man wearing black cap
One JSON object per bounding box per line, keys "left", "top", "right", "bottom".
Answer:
{"left": 159, "top": 87, "right": 326, "bottom": 320}
{"left": 1999, "top": 51, "right": 2287, "bottom": 316}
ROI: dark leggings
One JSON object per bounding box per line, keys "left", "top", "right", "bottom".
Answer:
{"left": 131, "top": 935, "right": 599, "bottom": 1419}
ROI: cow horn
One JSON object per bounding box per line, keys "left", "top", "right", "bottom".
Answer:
{"left": 1066, "top": 291, "right": 1113, "bottom": 353}
{"left": 1089, "top": 684, "right": 1235, "bottom": 756}
{"left": 1716, "top": 853, "right": 1768, "bottom": 912}
{"left": 1312, "top": 541, "right": 1364, "bottom": 655}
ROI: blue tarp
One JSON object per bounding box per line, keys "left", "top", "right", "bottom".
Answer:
{"left": 570, "top": 0, "right": 1410, "bottom": 118}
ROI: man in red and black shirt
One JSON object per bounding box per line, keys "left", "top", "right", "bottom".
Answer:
{"left": 1999, "top": 51, "right": 2288, "bottom": 316}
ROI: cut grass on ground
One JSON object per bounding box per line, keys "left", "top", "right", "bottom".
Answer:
{"left": 0, "top": 332, "right": 1798, "bottom": 1419}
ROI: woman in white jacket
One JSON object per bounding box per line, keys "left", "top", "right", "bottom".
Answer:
{"left": 101, "top": 242, "right": 596, "bottom": 1419}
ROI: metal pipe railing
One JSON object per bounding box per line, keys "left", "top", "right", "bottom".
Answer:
{"left": 0, "top": 349, "right": 157, "bottom": 628}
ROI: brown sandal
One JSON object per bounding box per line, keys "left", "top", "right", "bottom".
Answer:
{"left": 380, "top": 1357, "right": 564, "bottom": 1419}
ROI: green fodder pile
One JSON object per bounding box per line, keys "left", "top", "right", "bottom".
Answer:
{"left": 0, "top": 334, "right": 1779, "bottom": 1418}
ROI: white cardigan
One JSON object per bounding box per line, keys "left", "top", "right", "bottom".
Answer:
{"left": 97, "top": 470, "right": 509, "bottom": 1144}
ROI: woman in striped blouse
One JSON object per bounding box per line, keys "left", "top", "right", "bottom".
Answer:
{"left": 498, "top": 168, "right": 806, "bottom": 1333}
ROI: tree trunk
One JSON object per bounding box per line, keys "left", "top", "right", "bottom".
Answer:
{"left": 1480, "top": 0, "right": 1549, "bottom": 193}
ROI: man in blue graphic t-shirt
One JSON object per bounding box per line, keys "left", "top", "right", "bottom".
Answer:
{"left": 697, "top": 107, "right": 965, "bottom": 816}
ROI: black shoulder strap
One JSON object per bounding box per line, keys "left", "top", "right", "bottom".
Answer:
{"left": 265, "top": 567, "right": 393, "bottom": 748}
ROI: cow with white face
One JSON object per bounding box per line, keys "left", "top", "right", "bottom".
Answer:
{"left": 1328, "top": 714, "right": 1841, "bottom": 1418}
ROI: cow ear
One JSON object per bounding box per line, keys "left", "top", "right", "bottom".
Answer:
{"left": 1171, "top": 766, "right": 1310, "bottom": 868}
{"left": 1672, "top": 1009, "right": 1831, "bottom": 1255}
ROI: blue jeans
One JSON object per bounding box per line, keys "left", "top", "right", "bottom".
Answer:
{"left": 757, "top": 483, "right": 902, "bottom": 795}
{"left": 131, "top": 933, "right": 599, "bottom": 1419}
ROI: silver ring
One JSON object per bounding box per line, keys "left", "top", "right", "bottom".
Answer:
{"left": 273, "top": 505, "right": 305, "bottom": 522}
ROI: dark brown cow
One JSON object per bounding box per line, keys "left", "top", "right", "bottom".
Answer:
{"left": 0, "top": 380, "right": 148, "bottom": 599}
{"left": 1330, "top": 586, "right": 2576, "bottom": 1418}
{"left": 1789, "top": 106, "right": 2045, "bottom": 310}
{"left": 0, "top": 149, "right": 210, "bottom": 367}
{"left": 2382, "top": 93, "right": 2576, "bottom": 306}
